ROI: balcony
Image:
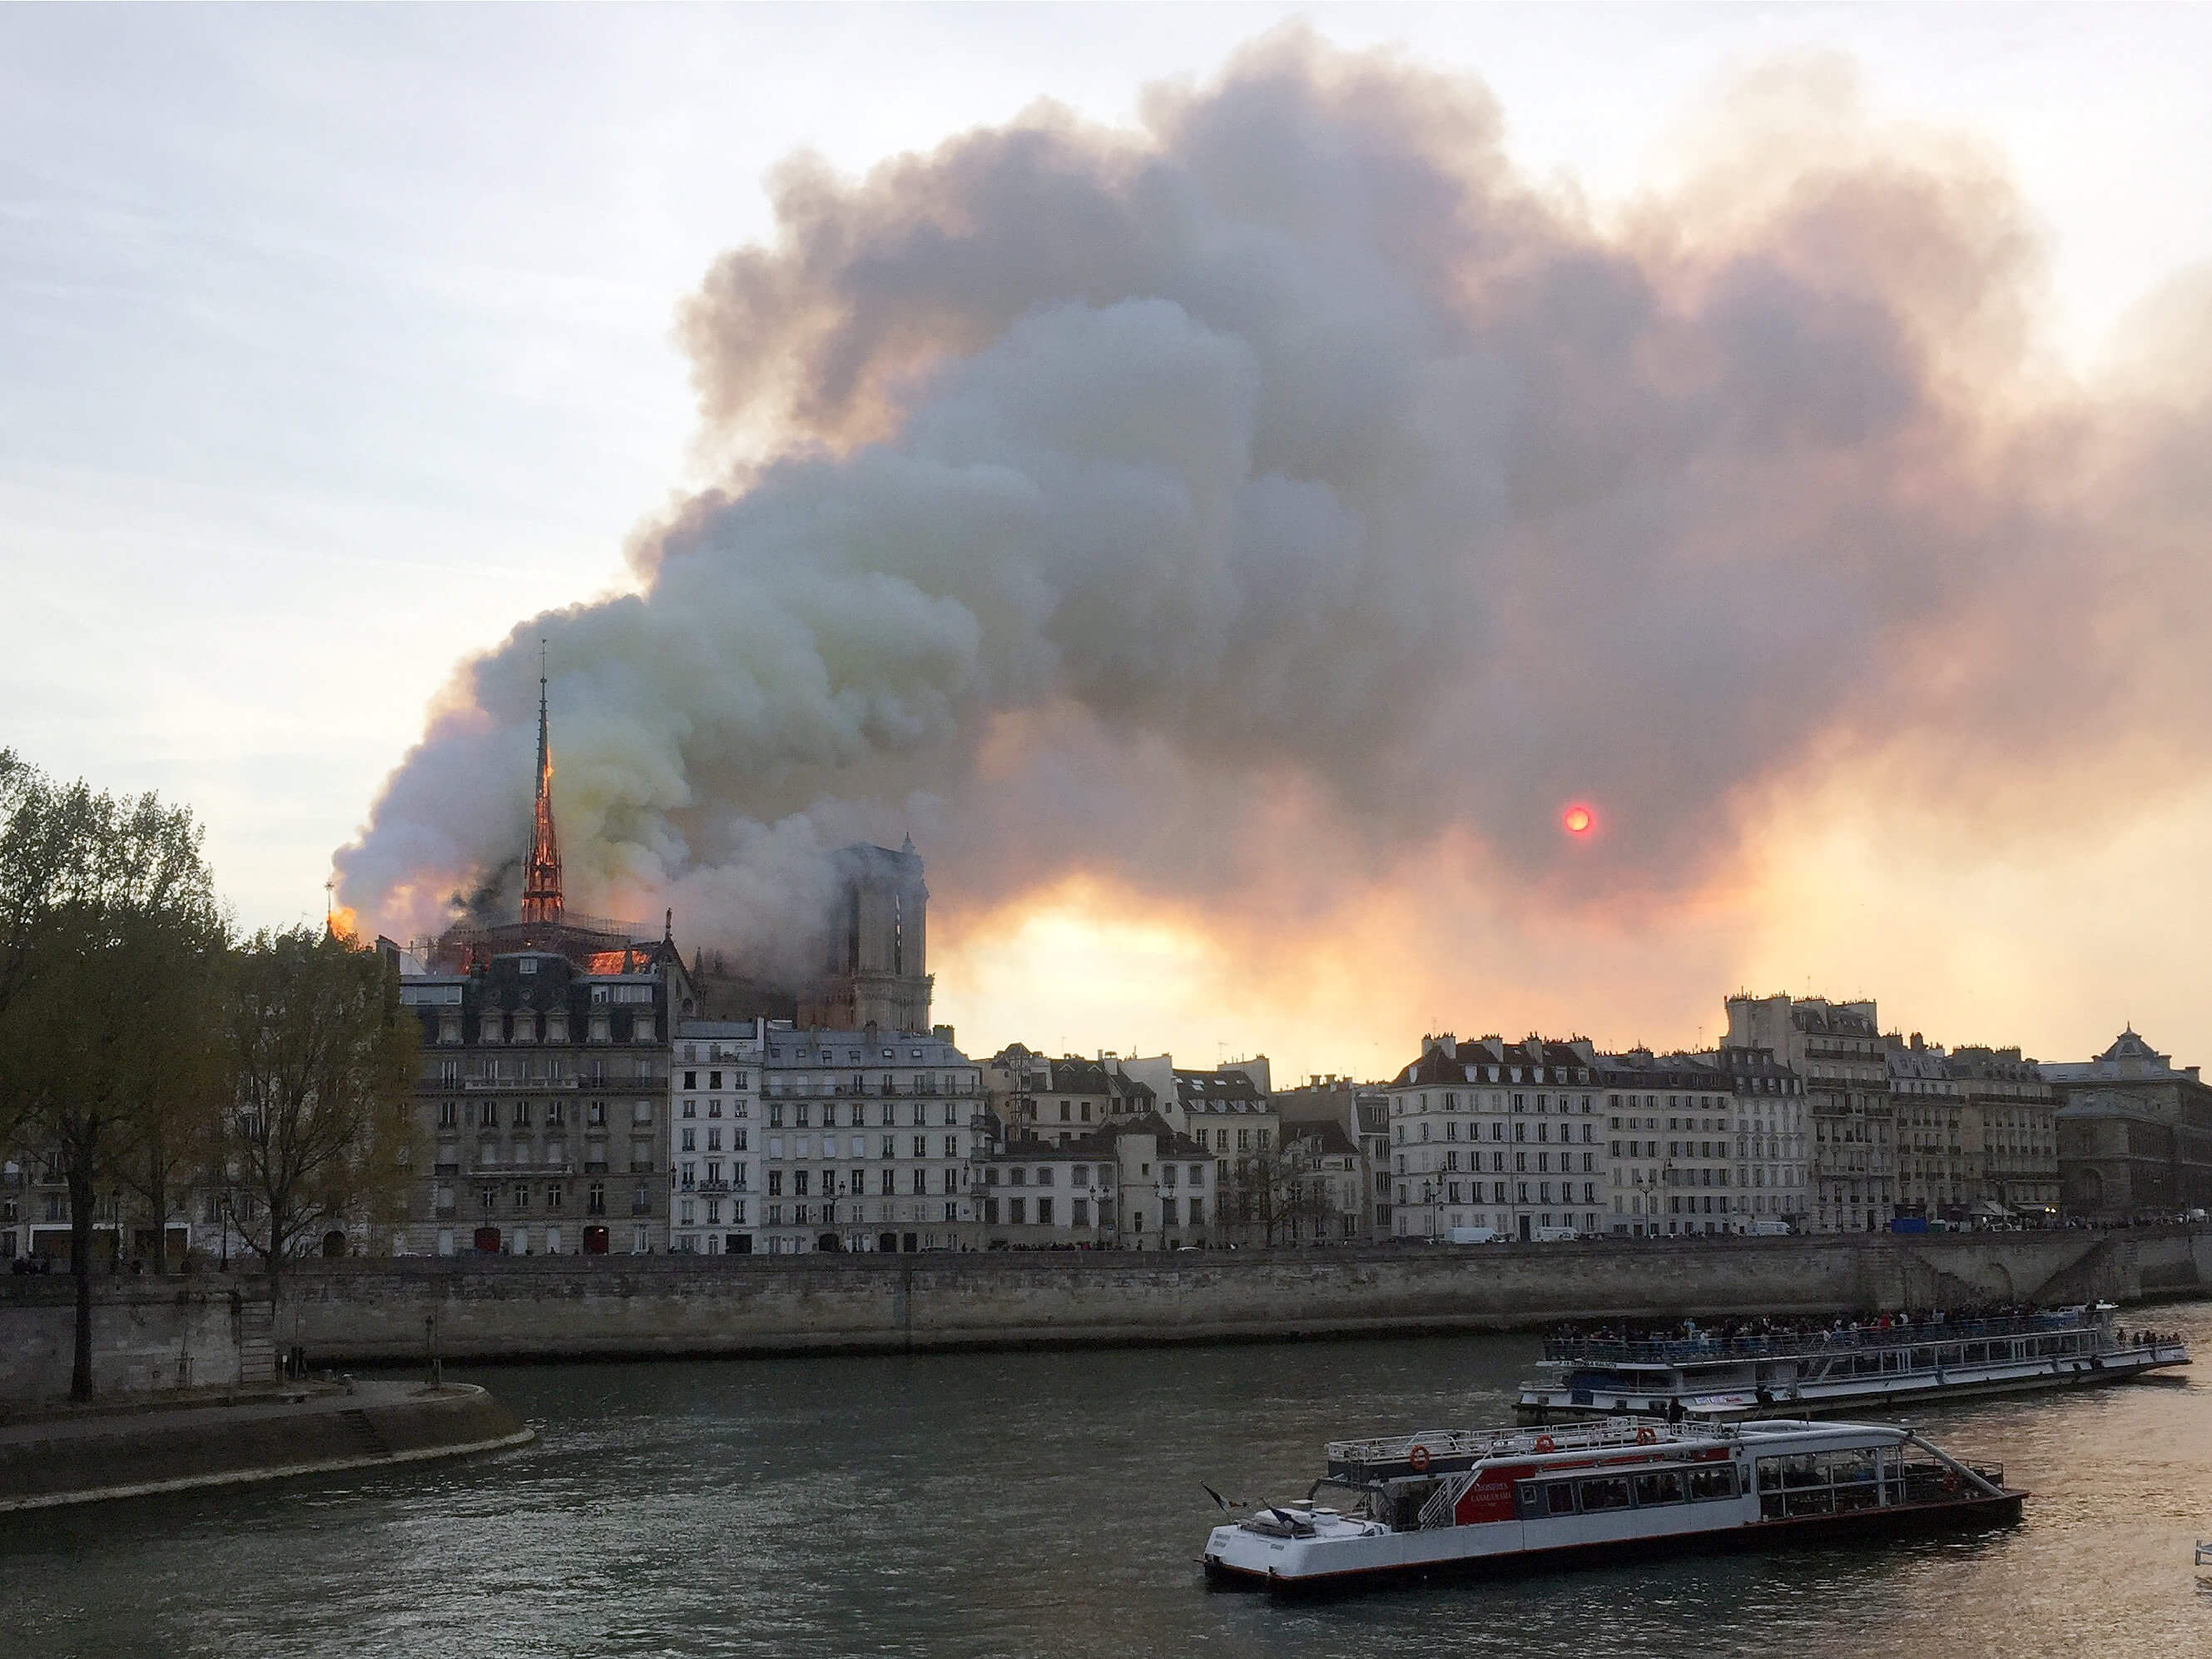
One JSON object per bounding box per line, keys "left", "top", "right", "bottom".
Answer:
{"left": 472, "top": 1160, "right": 577, "bottom": 1176}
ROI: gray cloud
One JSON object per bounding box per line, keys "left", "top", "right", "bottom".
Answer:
{"left": 335, "top": 29, "right": 2212, "bottom": 964}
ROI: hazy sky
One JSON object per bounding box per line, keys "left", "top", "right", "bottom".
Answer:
{"left": 6, "top": 4, "right": 2210, "bottom": 1081}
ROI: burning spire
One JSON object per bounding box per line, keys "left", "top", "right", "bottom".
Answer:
{"left": 520, "top": 639, "right": 563, "bottom": 924}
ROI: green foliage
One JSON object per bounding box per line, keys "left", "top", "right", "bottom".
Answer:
{"left": 0, "top": 749, "right": 228, "bottom": 1393}
{"left": 221, "top": 926, "right": 420, "bottom": 1284}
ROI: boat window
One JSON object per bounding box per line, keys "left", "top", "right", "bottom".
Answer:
{"left": 1633, "top": 1470, "right": 1685, "bottom": 1507}
{"left": 1828, "top": 1448, "right": 1877, "bottom": 1486}
{"left": 1578, "top": 1477, "right": 1632, "bottom": 1512}
{"left": 1687, "top": 1466, "right": 1738, "bottom": 1501}
{"left": 1546, "top": 1483, "right": 1579, "bottom": 1517}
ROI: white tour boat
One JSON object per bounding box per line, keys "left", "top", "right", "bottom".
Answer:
{"left": 1201, "top": 1416, "right": 2023, "bottom": 1593}
{"left": 1516, "top": 1304, "right": 2189, "bottom": 1423}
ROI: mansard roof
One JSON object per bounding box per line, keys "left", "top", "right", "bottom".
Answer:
{"left": 1173, "top": 1068, "right": 1269, "bottom": 1110}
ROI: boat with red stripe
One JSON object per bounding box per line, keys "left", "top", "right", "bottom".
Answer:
{"left": 1200, "top": 1415, "right": 2022, "bottom": 1593}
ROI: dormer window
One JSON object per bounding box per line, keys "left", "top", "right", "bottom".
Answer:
{"left": 519, "top": 957, "right": 538, "bottom": 975}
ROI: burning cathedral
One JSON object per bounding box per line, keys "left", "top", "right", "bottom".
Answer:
{"left": 424, "top": 662, "right": 931, "bottom": 1034}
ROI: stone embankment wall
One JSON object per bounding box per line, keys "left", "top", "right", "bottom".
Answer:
{"left": 0, "top": 1279, "right": 270, "bottom": 1405}
{"left": 0, "top": 1383, "right": 531, "bottom": 1511}
{"left": 280, "top": 1228, "right": 2212, "bottom": 1366}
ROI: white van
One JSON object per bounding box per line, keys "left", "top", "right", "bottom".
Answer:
{"left": 1444, "top": 1226, "right": 1498, "bottom": 1245}
{"left": 1746, "top": 1219, "right": 1793, "bottom": 1237}
{"left": 1532, "top": 1224, "right": 1580, "bottom": 1243}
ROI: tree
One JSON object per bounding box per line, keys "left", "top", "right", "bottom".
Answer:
{"left": 110, "top": 960, "right": 228, "bottom": 1274}
{"left": 0, "top": 753, "right": 226, "bottom": 1397}
{"left": 1221, "top": 1134, "right": 1347, "bottom": 1247}
{"left": 221, "top": 927, "right": 418, "bottom": 1314}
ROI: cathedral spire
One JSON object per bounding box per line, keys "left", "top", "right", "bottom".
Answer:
{"left": 520, "top": 639, "right": 563, "bottom": 923}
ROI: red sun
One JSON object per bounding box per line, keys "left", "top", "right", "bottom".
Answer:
{"left": 1562, "top": 804, "right": 1595, "bottom": 837}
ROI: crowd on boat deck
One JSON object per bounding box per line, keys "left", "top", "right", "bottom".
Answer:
{"left": 2114, "top": 1324, "right": 2184, "bottom": 1347}
{"left": 1557, "top": 1304, "right": 2138, "bottom": 1349}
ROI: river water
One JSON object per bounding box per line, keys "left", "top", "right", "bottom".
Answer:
{"left": 8, "top": 1300, "right": 2211, "bottom": 1658}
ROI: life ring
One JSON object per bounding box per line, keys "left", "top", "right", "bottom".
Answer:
{"left": 1636, "top": 1427, "right": 1657, "bottom": 1445}
{"left": 1408, "top": 1444, "right": 1432, "bottom": 1473}
{"left": 1535, "top": 1435, "right": 1557, "bottom": 1453}
{"left": 1941, "top": 1472, "right": 1961, "bottom": 1496}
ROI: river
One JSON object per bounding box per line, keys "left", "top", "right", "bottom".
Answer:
{"left": 7, "top": 1299, "right": 2210, "bottom": 1657}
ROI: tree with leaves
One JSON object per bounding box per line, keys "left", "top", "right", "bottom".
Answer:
{"left": 221, "top": 926, "right": 419, "bottom": 1312}
{"left": 110, "top": 960, "right": 229, "bottom": 1274}
{"left": 0, "top": 750, "right": 226, "bottom": 1397}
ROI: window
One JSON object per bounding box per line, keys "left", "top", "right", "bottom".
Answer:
{"left": 1634, "top": 1470, "right": 1686, "bottom": 1507}
{"left": 1579, "top": 1477, "right": 1631, "bottom": 1512}
{"left": 1688, "top": 1467, "right": 1737, "bottom": 1502}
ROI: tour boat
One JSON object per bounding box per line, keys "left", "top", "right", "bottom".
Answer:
{"left": 1516, "top": 1304, "right": 2189, "bottom": 1423}
{"left": 1200, "top": 1416, "right": 2022, "bottom": 1593}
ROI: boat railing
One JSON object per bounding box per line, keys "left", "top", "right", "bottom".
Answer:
{"left": 1417, "top": 1471, "right": 1476, "bottom": 1531}
{"left": 1327, "top": 1416, "right": 1728, "bottom": 1473}
{"left": 1544, "top": 1311, "right": 2093, "bottom": 1366}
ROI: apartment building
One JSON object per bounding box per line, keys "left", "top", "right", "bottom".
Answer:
{"left": 668, "top": 1021, "right": 766, "bottom": 1254}
{"left": 751, "top": 1024, "right": 984, "bottom": 1254}
{"left": 1386, "top": 1035, "right": 1605, "bottom": 1241}
{"left": 1727, "top": 995, "right": 1894, "bottom": 1233}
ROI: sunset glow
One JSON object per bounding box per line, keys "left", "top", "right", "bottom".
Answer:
{"left": 1563, "top": 805, "right": 1595, "bottom": 837}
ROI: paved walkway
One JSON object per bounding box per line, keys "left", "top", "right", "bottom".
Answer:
{"left": 0, "top": 1379, "right": 460, "bottom": 1450}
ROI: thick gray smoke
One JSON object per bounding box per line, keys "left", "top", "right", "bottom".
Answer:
{"left": 335, "top": 32, "right": 2212, "bottom": 967}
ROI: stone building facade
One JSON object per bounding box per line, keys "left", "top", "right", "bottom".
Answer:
{"left": 1887, "top": 1034, "right": 1970, "bottom": 1222}
{"left": 2046, "top": 1028, "right": 2212, "bottom": 1219}
{"left": 1726, "top": 995, "right": 1893, "bottom": 1233}
{"left": 1600, "top": 1049, "right": 1772, "bottom": 1237}
{"left": 1711, "top": 1043, "right": 1808, "bottom": 1228}
{"left": 399, "top": 937, "right": 679, "bottom": 1256}
{"left": 668, "top": 1021, "right": 766, "bottom": 1254}
{"left": 1386, "top": 1036, "right": 1606, "bottom": 1241}
{"left": 751, "top": 1024, "right": 984, "bottom": 1254}
{"left": 1945, "top": 1044, "right": 2060, "bottom": 1219}
{"left": 797, "top": 839, "right": 933, "bottom": 1033}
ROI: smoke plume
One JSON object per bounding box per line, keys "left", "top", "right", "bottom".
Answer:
{"left": 335, "top": 32, "right": 2212, "bottom": 981}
